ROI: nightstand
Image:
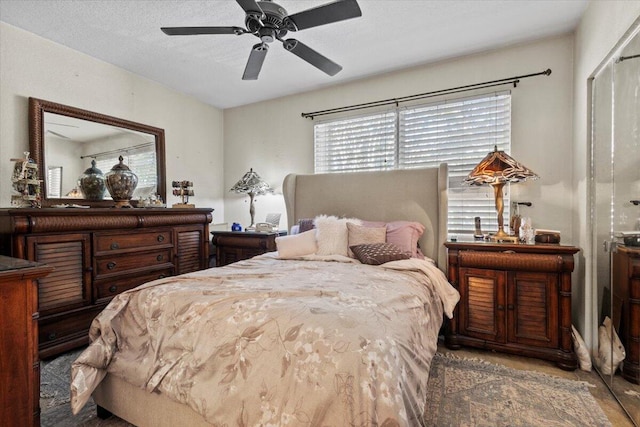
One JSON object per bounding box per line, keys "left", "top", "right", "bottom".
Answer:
{"left": 211, "top": 230, "right": 286, "bottom": 267}
{"left": 612, "top": 245, "right": 640, "bottom": 384}
{"left": 444, "top": 240, "right": 580, "bottom": 370}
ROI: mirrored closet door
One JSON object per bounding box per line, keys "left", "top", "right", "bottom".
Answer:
{"left": 591, "top": 19, "right": 640, "bottom": 426}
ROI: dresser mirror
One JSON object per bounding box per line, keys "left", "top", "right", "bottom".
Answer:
{"left": 29, "top": 98, "right": 166, "bottom": 208}
{"left": 591, "top": 19, "right": 640, "bottom": 426}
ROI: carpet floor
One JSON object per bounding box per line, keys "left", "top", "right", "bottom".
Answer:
{"left": 41, "top": 348, "right": 613, "bottom": 427}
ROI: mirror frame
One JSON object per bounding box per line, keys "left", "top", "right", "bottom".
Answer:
{"left": 29, "top": 97, "right": 166, "bottom": 208}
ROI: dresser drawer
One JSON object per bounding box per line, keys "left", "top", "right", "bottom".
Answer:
{"left": 94, "top": 230, "right": 173, "bottom": 253}
{"left": 39, "top": 307, "right": 101, "bottom": 353}
{"left": 94, "top": 268, "right": 173, "bottom": 303}
{"left": 94, "top": 249, "right": 173, "bottom": 278}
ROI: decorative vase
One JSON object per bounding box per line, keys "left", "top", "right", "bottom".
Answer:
{"left": 78, "top": 159, "right": 106, "bottom": 200}
{"left": 231, "top": 222, "right": 242, "bottom": 232}
{"left": 105, "top": 156, "right": 138, "bottom": 208}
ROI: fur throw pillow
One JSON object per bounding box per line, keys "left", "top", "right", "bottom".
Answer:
{"left": 314, "top": 215, "right": 362, "bottom": 257}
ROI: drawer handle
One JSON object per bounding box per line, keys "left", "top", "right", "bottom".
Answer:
{"left": 107, "top": 262, "right": 117, "bottom": 270}
{"left": 48, "top": 332, "right": 57, "bottom": 341}
{"left": 507, "top": 304, "right": 515, "bottom": 310}
{"left": 497, "top": 305, "right": 505, "bottom": 311}
{"left": 110, "top": 242, "right": 120, "bottom": 250}
{"left": 157, "top": 235, "right": 165, "bottom": 242}
{"left": 157, "top": 255, "right": 163, "bottom": 262}
{"left": 109, "top": 285, "right": 117, "bottom": 293}
{"left": 502, "top": 250, "right": 516, "bottom": 254}
{"left": 158, "top": 274, "right": 166, "bottom": 279}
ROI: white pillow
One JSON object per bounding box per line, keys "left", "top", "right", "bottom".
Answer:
{"left": 314, "top": 215, "right": 362, "bottom": 257}
{"left": 276, "top": 229, "right": 318, "bottom": 258}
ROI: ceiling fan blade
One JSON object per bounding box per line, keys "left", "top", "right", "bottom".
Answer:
{"left": 46, "top": 130, "right": 71, "bottom": 140}
{"left": 282, "top": 39, "right": 342, "bottom": 76}
{"left": 284, "top": 0, "right": 362, "bottom": 31}
{"left": 161, "top": 26, "right": 246, "bottom": 36}
{"left": 236, "top": 0, "right": 265, "bottom": 20}
{"left": 242, "top": 43, "right": 269, "bottom": 80}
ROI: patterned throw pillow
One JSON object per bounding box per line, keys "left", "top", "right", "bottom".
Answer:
{"left": 350, "top": 243, "right": 411, "bottom": 265}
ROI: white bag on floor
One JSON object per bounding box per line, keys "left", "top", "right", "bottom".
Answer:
{"left": 596, "top": 316, "right": 625, "bottom": 375}
{"left": 571, "top": 325, "right": 592, "bottom": 371}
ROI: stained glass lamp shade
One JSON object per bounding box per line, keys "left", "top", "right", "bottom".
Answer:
{"left": 229, "top": 168, "right": 273, "bottom": 227}
{"left": 465, "top": 146, "right": 539, "bottom": 242}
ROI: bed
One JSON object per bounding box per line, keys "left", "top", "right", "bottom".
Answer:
{"left": 70, "top": 164, "right": 458, "bottom": 426}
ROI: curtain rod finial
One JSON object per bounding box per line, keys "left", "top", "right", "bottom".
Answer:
{"left": 544, "top": 68, "right": 552, "bottom": 76}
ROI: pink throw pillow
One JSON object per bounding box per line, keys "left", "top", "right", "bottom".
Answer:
{"left": 385, "top": 221, "right": 426, "bottom": 259}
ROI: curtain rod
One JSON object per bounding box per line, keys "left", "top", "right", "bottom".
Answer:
{"left": 80, "top": 142, "right": 154, "bottom": 160}
{"left": 301, "top": 68, "right": 552, "bottom": 120}
{"left": 617, "top": 53, "right": 640, "bottom": 62}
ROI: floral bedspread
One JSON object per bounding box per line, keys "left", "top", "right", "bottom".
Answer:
{"left": 71, "top": 253, "right": 459, "bottom": 426}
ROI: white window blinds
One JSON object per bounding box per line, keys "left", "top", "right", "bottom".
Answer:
{"left": 314, "top": 91, "right": 512, "bottom": 235}
{"left": 47, "top": 166, "right": 62, "bottom": 198}
{"left": 314, "top": 111, "right": 397, "bottom": 172}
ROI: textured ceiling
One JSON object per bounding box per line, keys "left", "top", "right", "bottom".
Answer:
{"left": 0, "top": 0, "right": 589, "bottom": 109}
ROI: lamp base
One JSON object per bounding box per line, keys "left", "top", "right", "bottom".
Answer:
{"left": 490, "top": 229, "right": 520, "bottom": 243}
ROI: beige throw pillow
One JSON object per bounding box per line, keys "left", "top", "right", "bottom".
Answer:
{"left": 347, "top": 222, "right": 387, "bottom": 257}
{"left": 276, "top": 229, "right": 318, "bottom": 258}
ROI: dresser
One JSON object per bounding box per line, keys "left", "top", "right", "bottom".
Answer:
{"left": 444, "top": 241, "right": 580, "bottom": 370}
{"left": 0, "top": 256, "right": 53, "bottom": 427}
{"left": 612, "top": 245, "right": 640, "bottom": 384}
{"left": 0, "top": 208, "right": 212, "bottom": 358}
{"left": 212, "top": 230, "right": 285, "bottom": 266}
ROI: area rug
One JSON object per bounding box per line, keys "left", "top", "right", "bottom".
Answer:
{"left": 42, "top": 349, "right": 612, "bottom": 426}
{"left": 424, "top": 352, "right": 612, "bottom": 427}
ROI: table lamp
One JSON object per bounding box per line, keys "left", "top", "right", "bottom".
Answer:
{"left": 465, "top": 146, "right": 539, "bottom": 242}
{"left": 229, "top": 168, "right": 273, "bottom": 228}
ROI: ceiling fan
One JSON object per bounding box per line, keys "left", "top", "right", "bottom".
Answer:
{"left": 161, "top": 0, "right": 362, "bottom": 80}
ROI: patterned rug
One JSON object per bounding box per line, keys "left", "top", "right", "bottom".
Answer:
{"left": 42, "top": 349, "right": 611, "bottom": 427}
{"left": 423, "top": 352, "right": 612, "bottom": 427}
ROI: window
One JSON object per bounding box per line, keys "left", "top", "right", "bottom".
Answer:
{"left": 314, "top": 92, "right": 511, "bottom": 235}
{"left": 47, "top": 166, "right": 62, "bottom": 198}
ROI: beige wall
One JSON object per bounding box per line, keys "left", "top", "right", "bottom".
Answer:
{"left": 572, "top": 2, "right": 640, "bottom": 347}
{"left": 0, "top": 23, "right": 225, "bottom": 222}
{"left": 224, "top": 35, "right": 575, "bottom": 237}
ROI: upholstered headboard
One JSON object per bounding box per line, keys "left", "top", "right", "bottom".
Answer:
{"left": 282, "top": 164, "right": 448, "bottom": 271}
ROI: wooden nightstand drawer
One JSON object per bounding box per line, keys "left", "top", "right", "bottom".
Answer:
{"left": 212, "top": 231, "right": 286, "bottom": 267}
{"left": 94, "top": 230, "right": 173, "bottom": 253}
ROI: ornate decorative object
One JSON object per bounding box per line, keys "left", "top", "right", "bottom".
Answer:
{"left": 105, "top": 156, "right": 138, "bottom": 208}
{"left": 172, "top": 181, "right": 195, "bottom": 208}
{"left": 465, "top": 146, "right": 538, "bottom": 242}
{"left": 229, "top": 168, "right": 273, "bottom": 228}
{"left": 10, "top": 151, "right": 41, "bottom": 208}
{"left": 78, "top": 159, "right": 106, "bottom": 200}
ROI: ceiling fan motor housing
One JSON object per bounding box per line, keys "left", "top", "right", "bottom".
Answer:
{"left": 246, "top": 1, "right": 289, "bottom": 41}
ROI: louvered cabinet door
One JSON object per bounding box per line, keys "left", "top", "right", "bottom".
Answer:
{"left": 25, "top": 233, "right": 92, "bottom": 315}
{"left": 175, "top": 225, "right": 207, "bottom": 274}
{"left": 458, "top": 267, "right": 506, "bottom": 343}
{"left": 507, "top": 271, "right": 559, "bottom": 349}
